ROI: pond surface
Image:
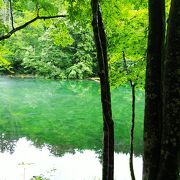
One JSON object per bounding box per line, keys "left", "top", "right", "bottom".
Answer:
{"left": 0, "top": 77, "right": 144, "bottom": 180}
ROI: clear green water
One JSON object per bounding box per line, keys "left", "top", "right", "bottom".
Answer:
{"left": 0, "top": 77, "right": 144, "bottom": 179}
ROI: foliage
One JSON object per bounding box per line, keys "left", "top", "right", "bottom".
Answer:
{"left": 31, "top": 176, "right": 49, "bottom": 180}
{"left": 0, "top": 6, "right": 96, "bottom": 78}
{"left": 109, "top": 56, "right": 146, "bottom": 88}
{"left": 19, "top": 22, "right": 96, "bottom": 79}
{"left": 65, "top": 0, "right": 147, "bottom": 86}
{"left": 0, "top": 0, "right": 147, "bottom": 84}
{"left": 101, "top": 1, "right": 147, "bottom": 88}
{"left": 67, "top": 62, "right": 92, "bottom": 79}
{"left": 0, "top": 45, "right": 13, "bottom": 73}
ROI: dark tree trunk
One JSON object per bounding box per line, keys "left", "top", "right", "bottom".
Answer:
{"left": 122, "top": 51, "right": 136, "bottom": 180}
{"left": 91, "top": 1, "right": 114, "bottom": 180}
{"left": 130, "top": 84, "right": 136, "bottom": 180}
{"left": 129, "top": 82, "right": 135, "bottom": 180}
{"left": 143, "top": 0, "right": 165, "bottom": 179}
{"left": 157, "top": 0, "right": 180, "bottom": 179}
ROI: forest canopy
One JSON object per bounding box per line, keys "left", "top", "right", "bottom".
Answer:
{"left": 0, "top": 0, "right": 148, "bottom": 87}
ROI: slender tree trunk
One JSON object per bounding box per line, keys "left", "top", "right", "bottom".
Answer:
{"left": 122, "top": 51, "right": 136, "bottom": 180}
{"left": 157, "top": 0, "right": 180, "bottom": 179}
{"left": 9, "top": 0, "right": 14, "bottom": 29}
{"left": 91, "top": 1, "right": 114, "bottom": 180}
{"left": 2, "top": 0, "right": 10, "bottom": 25}
{"left": 130, "top": 84, "right": 136, "bottom": 180}
{"left": 143, "top": 0, "right": 165, "bottom": 179}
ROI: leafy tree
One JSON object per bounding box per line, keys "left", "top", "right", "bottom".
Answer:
{"left": 0, "top": 0, "right": 97, "bottom": 79}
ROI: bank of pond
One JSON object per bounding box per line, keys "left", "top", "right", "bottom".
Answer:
{"left": 0, "top": 77, "right": 144, "bottom": 180}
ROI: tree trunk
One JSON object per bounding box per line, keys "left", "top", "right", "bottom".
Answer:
{"left": 130, "top": 84, "right": 136, "bottom": 180}
{"left": 122, "top": 51, "right": 136, "bottom": 180}
{"left": 9, "top": 0, "right": 14, "bottom": 29}
{"left": 2, "top": 0, "right": 10, "bottom": 25}
{"left": 143, "top": 0, "right": 165, "bottom": 179}
{"left": 157, "top": 0, "right": 180, "bottom": 179}
{"left": 91, "top": 1, "right": 114, "bottom": 180}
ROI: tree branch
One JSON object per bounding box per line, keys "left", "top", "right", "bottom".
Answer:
{"left": 0, "top": 14, "right": 66, "bottom": 41}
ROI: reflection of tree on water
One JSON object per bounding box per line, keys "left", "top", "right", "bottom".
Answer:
{"left": 0, "top": 106, "right": 21, "bottom": 154}
{"left": 59, "top": 80, "right": 96, "bottom": 94}
{"left": 0, "top": 133, "right": 17, "bottom": 154}
{"left": 0, "top": 79, "right": 144, "bottom": 158}
{"left": 0, "top": 123, "right": 143, "bottom": 158}
{"left": 47, "top": 144, "right": 76, "bottom": 156}
{"left": 0, "top": 129, "right": 142, "bottom": 159}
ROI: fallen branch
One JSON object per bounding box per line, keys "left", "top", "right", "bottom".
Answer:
{"left": 0, "top": 14, "right": 66, "bottom": 41}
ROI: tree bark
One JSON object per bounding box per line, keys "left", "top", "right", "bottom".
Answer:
{"left": 143, "top": 0, "right": 165, "bottom": 179}
{"left": 91, "top": 1, "right": 114, "bottom": 180}
{"left": 157, "top": 0, "right": 180, "bottom": 179}
{"left": 130, "top": 84, "right": 136, "bottom": 180}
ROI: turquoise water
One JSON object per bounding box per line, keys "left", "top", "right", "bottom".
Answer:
{"left": 0, "top": 77, "right": 144, "bottom": 179}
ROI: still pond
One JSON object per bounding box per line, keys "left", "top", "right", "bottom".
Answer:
{"left": 0, "top": 77, "right": 144, "bottom": 180}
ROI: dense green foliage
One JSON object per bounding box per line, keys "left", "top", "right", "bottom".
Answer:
{"left": 4, "top": 21, "right": 96, "bottom": 79}
{"left": 0, "top": 0, "right": 96, "bottom": 79}
{"left": 0, "top": 45, "right": 12, "bottom": 73}
{"left": 0, "top": 0, "right": 148, "bottom": 84}
{"left": 0, "top": 0, "right": 172, "bottom": 82}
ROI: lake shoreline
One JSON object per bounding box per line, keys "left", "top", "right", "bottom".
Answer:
{"left": 0, "top": 74, "right": 100, "bottom": 82}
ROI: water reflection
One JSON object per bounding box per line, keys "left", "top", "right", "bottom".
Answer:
{"left": 0, "top": 138, "right": 142, "bottom": 180}
{"left": 0, "top": 78, "right": 144, "bottom": 156}
{"left": 0, "top": 77, "right": 144, "bottom": 179}
{"left": 0, "top": 133, "right": 17, "bottom": 154}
